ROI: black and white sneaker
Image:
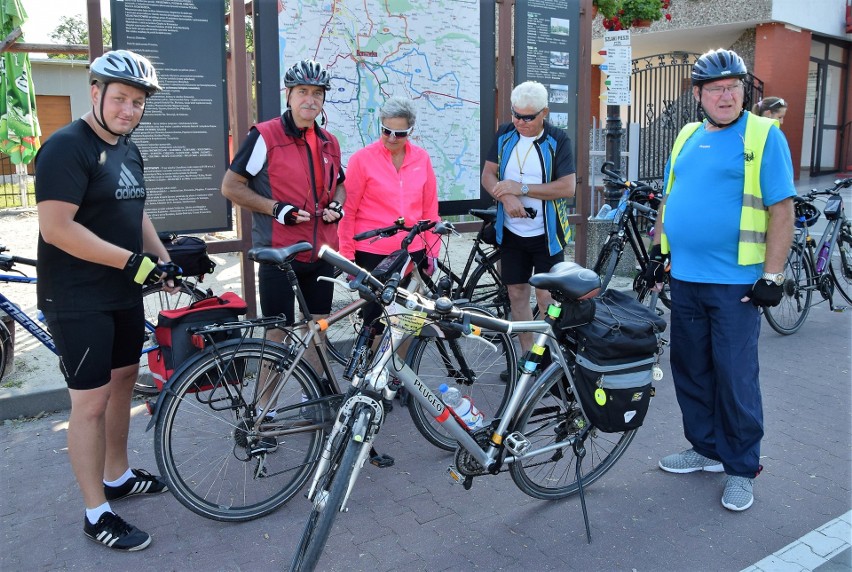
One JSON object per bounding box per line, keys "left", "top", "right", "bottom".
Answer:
{"left": 104, "top": 468, "right": 169, "bottom": 501}
{"left": 83, "top": 512, "right": 151, "bottom": 551}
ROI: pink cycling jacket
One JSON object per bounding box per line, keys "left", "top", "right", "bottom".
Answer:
{"left": 338, "top": 139, "right": 440, "bottom": 260}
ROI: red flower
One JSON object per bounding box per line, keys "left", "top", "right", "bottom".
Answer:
{"left": 665, "top": 13, "right": 672, "bottom": 19}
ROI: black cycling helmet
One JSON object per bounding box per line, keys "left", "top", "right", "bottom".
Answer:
{"left": 90, "top": 50, "right": 161, "bottom": 96}
{"left": 692, "top": 49, "right": 747, "bottom": 86}
{"left": 284, "top": 60, "right": 331, "bottom": 91}
{"left": 794, "top": 201, "right": 820, "bottom": 229}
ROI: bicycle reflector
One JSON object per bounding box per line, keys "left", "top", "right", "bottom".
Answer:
{"left": 794, "top": 202, "right": 820, "bottom": 228}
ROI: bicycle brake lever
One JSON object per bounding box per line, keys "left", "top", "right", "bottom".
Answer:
{"left": 317, "top": 275, "right": 354, "bottom": 290}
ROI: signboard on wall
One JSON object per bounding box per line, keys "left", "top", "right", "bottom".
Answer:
{"left": 513, "top": 0, "right": 581, "bottom": 155}
{"left": 255, "top": 0, "right": 494, "bottom": 216}
{"left": 111, "top": 0, "right": 231, "bottom": 233}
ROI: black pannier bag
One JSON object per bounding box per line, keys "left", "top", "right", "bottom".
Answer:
{"left": 162, "top": 235, "right": 216, "bottom": 277}
{"left": 572, "top": 289, "right": 667, "bottom": 432}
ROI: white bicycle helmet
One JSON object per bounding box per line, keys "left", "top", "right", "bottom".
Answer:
{"left": 90, "top": 50, "right": 161, "bottom": 96}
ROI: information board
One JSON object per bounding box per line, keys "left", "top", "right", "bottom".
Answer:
{"left": 111, "top": 0, "right": 231, "bottom": 233}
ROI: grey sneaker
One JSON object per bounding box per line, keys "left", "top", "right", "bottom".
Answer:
{"left": 659, "top": 448, "right": 724, "bottom": 474}
{"left": 722, "top": 476, "right": 754, "bottom": 511}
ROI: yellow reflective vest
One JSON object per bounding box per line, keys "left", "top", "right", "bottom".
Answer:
{"left": 661, "top": 113, "right": 780, "bottom": 265}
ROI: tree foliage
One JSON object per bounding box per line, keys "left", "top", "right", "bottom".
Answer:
{"left": 48, "top": 15, "right": 111, "bottom": 60}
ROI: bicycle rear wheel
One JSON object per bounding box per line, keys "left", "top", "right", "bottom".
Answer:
{"left": 154, "top": 340, "right": 327, "bottom": 522}
{"left": 406, "top": 305, "right": 517, "bottom": 451}
{"left": 829, "top": 227, "right": 852, "bottom": 304}
{"left": 291, "top": 410, "right": 366, "bottom": 571}
{"left": 138, "top": 281, "right": 210, "bottom": 395}
{"left": 509, "top": 368, "right": 636, "bottom": 500}
{"left": 324, "top": 270, "right": 364, "bottom": 364}
{"left": 764, "top": 244, "right": 813, "bottom": 335}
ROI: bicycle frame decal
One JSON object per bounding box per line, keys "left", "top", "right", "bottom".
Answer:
{"left": 0, "top": 292, "right": 57, "bottom": 353}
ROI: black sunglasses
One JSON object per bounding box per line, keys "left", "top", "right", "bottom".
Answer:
{"left": 380, "top": 124, "right": 413, "bottom": 138}
{"left": 511, "top": 107, "right": 544, "bottom": 122}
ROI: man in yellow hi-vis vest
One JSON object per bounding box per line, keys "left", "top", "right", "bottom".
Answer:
{"left": 646, "top": 49, "right": 795, "bottom": 512}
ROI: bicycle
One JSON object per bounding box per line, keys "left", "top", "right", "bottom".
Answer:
{"left": 324, "top": 208, "right": 512, "bottom": 365}
{"left": 148, "top": 230, "right": 517, "bottom": 521}
{"left": 0, "top": 245, "right": 202, "bottom": 391}
{"left": 763, "top": 177, "right": 852, "bottom": 335}
{"left": 595, "top": 162, "right": 671, "bottom": 315}
{"left": 289, "top": 246, "right": 667, "bottom": 570}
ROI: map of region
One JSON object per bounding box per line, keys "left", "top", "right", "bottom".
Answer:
{"left": 277, "top": 0, "right": 481, "bottom": 203}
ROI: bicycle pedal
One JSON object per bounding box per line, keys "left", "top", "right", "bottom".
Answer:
{"left": 504, "top": 432, "right": 531, "bottom": 456}
{"left": 370, "top": 453, "right": 395, "bottom": 468}
{"left": 447, "top": 465, "right": 463, "bottom": 484}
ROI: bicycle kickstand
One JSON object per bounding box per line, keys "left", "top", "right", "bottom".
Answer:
{"left": 573, "top": 427, "right": 593, "bottom": 544}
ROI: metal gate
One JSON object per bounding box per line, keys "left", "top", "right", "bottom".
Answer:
{"left": 630, "top": 52, "right": 764, "bottom": 183}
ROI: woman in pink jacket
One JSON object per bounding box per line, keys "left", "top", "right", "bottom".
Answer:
{"left": 338, "top": 96, "right": 440, "bottom": 331}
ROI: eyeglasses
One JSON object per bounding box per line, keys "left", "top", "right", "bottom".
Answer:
{"left": 511, "top": 107, "right": 544, "bottom": 122}
{"left": 703, "top": 82, "right": 744, "bottom": 96}
{"left": 380, "top": 124, "right": 413, "bottom": 138}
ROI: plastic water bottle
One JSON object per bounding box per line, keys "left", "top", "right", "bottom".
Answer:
{"left": 595, "top": 204, "right": 612, "bottom": 220}
{"left": 439, "top": 384, "right": 484, "bottom": 429}
{"left": 816, "top": 243, "right": 830, "bottom": 273}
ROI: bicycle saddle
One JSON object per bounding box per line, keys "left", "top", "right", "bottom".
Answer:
{"left": 468, "top": 208, "right": 497, "bottom": 222}
{"left": 529, "top": 262, "right": 601, "bottom": 301}
{"left": 248, "top": 242, "right": 313, "bottom": 265}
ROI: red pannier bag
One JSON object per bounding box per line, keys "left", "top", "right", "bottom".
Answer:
{"left": 148, "top": 292, "right": 247, "bottom": 390}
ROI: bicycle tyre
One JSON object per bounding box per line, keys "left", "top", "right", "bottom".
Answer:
{"left": 154, "top": 340, "right": 327, "bottom": 522}
{"left": 290, "top": 414, "right": 364, "bottom": 571}
{"left": 764, "top": 244, "right": 813, "bottom": 335}
{"left": 829, "top": 228, "right": 852, "bottom": 304}
{"left": 137, "top": 281, "right": 210, "bottom": 395}
{"left": 405, "top": 304, "right": 518, "bottom": 451}
{"left": 0, "top": 319, "right": 10, "bottom": 383}
{"left": 324, "top": 269, "right": 364, "bottom": 365}
{"left": 592, "top": 237, "right": 622, "bottom": 292}
{"left": 462, "top": 253, "right": 511, "bottom": 319}
{"left": 509, "top": 367, "right": 636, "bottom": 500}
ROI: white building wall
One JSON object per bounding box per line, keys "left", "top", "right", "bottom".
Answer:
{"left": 30, "top": 59, "right": 91, "bottom": 120}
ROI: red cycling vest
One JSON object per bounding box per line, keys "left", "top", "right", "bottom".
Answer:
{"left": 254, "top": 114, "right": 343, "bottom": 262}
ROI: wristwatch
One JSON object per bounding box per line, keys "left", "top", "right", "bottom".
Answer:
{"left": 520, "top": 184, "right": 530, "bottom": 196}
{"left": 761, "top": 271, "right": 784, "bottom": 285}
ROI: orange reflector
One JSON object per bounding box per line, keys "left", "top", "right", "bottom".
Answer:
{"left": 491, "top": 433, "right": 503, "bottom": 445}
{"left": 190, "top": 334, "right": 206, "bottom": 350}
{"left": 317, "top": 319, "right": 329, "bottom": 332}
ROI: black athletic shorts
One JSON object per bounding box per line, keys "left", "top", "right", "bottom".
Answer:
{"left": 258, "top": 258, "right": 335, "bottom": 323}
{"left": 42, "top": 303, "right": 145, "bottom": 391}
{"left": 500, "top": 229, "right": 564, "bottom": 285}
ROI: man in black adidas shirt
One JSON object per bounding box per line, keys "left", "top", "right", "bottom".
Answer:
{"left": 35, "top": 51, "right": 172, "bottom": 552}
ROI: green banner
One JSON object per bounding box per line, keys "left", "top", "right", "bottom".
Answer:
{"left": 1, "top": 0, "right": 41, "bottom": 165}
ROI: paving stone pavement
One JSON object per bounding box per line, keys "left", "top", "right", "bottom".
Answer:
{"left": 1, "top": 292, "right": 850, "bottom": 571}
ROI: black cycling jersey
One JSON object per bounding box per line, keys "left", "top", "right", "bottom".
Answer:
{"left": 35, "top": 119, "right": 146, "bottom": 312}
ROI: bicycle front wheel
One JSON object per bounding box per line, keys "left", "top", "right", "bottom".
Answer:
{"left": 0, "top": 319, "right": 11, "bottom": 383}
{"left": 406, "top": 305, "right": 517, "bottom": 451}
{"left": 324, "top": 270, "right": 364, "bottom": 364}
{"left": 764, "top": 244, "right": 813, "bottom": 335}
{"left": 509, "top": 368, "right": 636, "bottom": 500}
{"left": 829, "top": 227, "right": 852, "bottom": 304}
{"left": 154, "top": 341, "right": 327, "bottom": 522}
{"left": 592, "top": 237, "right": 622, "bottom": 291}
{"left": 138, "top": 281, "right": 210, "bottom": 395}
{"left": 291, "top": 413, "right": 365, "bottom": 571}
{"left": 463, "top": 253, "right": 511, "bottom": 319}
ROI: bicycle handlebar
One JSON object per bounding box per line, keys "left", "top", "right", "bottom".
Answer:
{"left": 600, "top": 161, "right": 659, "bottom": 207}
{"left": 318, "top": 244, "right": 512, "bottom": 334}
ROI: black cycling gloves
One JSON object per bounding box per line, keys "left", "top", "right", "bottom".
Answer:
{"left": 325, "top": 200, "right": 344, "bottom": 223}
{"left": 643, "top": 244, "right": 666, "bottom": 286}
{"left": 273, "top": 202, "right": 299, "bottom": 225}
{"left": 746, "top": 278, "right": 783, "bottom": 307}
{"left": 124, "top": 253, "right": 160, "bottom": 286}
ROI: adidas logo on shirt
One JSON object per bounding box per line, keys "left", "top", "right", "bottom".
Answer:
{"left": 114, "top": 164, "right": 146, "bottom": 200}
